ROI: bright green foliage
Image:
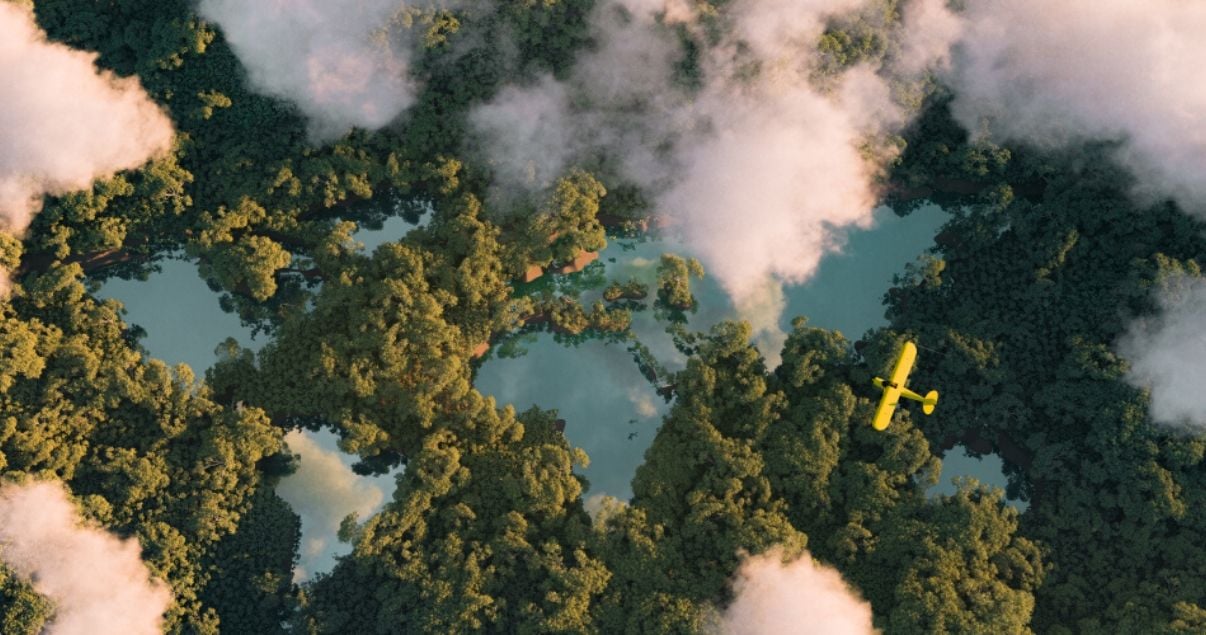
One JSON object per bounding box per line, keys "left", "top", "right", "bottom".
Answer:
{"left": 539, "top": 171, "right": 608, "bottom": 265}
{"left": 504, "top": 171, "right": 609, "bottom": 276}
{"left": 603, "top": 278, "right": 649, "bottom": 302}
{"left": 25, "top": 154, "right": 194, "bottom": 272}
{"left": 0, "top": 265, "right": 294, "bottom": 632}
{"left": 199, "top": 234, "right": 293, "bottom": 301}
{"left": 411, "top": 193, "right": 516, "bottom": 348}
{"left": 531, "top": 297, "right": 632, "bottom": 337}
{"left": 207, "top": 195, "right": 520, "bottom": 463}
{"left": 297, "top": 395, "right": 608, "bottom": 633}
{"left": 0, "top": 565, "right": 51, "bottom": 635}
{"left": 656, "top": 253, "right": 704, "bottom": 310}
{"left": 208, "top": 240, "right": 474, "bottom": 462}
{"left": 0, "top": 233, "right": 22, "bottom": 273}
{"left": 871, "top": 483, "right": 1043, "bottom": 635}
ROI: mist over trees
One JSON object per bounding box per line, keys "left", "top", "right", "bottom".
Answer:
{"left": 0, "top": 0, "right": 1203, "bottom": 632}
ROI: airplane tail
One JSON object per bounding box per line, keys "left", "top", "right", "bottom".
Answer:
{"left": 922, "top": 390, "right": 938, "bottom": 415}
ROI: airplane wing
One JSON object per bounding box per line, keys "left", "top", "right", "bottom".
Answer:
{"left": 890, "top": 341, "right": 918, "bottom": 388}
{"left": 871, "top": 387, "right": 899, "bottom": 431}
{"left": 871, "top": 342, "right": 919, "bottom": 431}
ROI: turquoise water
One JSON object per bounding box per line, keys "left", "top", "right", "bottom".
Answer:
{"left": 93, "top": 258, "right": 263, "bottom": 373}
{"left": 930, "top": 446, "right": 1025, "bottom": 510}
{"left": 97, "top": 202, "right": 1018, "bottom": 550}
{"left": 475, "top": 204, "right": 983, "bottom": 501}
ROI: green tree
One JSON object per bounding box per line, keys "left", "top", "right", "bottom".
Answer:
{"left": 0, "top": 565, "right": 51, "bottom": 635}
{"left": 886, "top": 146, "right": 1206, "bottom": 632}
{"left": 298, "top": 395, "right": 608, "bottom": 633}
{"left": 595, "top": 322, "right": 807, "bottom": 632}
{"left": 0, "top": 265, "right": 296, "bottom": 632}
{"left": 656, "top": 253, "right": 704, "bottom": 311}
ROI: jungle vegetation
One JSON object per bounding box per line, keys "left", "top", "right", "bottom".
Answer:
{"left": 0, "top": 0, "right": 1202, "bottom": 633}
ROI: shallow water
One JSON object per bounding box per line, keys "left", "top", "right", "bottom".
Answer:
{"left": 94, "top": 258, "right": 263, "bottom": 373}
{"left": 931, "top": 445, "right": 1026, "bottom": 510}
{"left": 275, "top": 428, "right": 397, "bottom": 581}
{"left": 96, "top": 202, "right": 1019, "bottom": 569}
{"left": 475, "top": 204, "right": 987, "bottom": 501}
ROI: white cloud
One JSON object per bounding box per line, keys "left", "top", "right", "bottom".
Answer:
{"left": 627, "top": 385, "right": 661, "bottom": 418}
{"left": 945, "top": 0, "right": 1206, "bottom": 212}
{"left": 0, "top": 481, "right": 173, "bottom": 635}
{"left": 1118, "top": 274, "right": 1206, "bottom": 430}
{"left": 199, "top": 0, "right": 419, "bottom": 140}
{"left": 469, "top": 76, "right": 576, "bottom": 194}
{"left": 0, "top": 2, "right": 173, "bottom": 291}
{"left": 894, "top": 0, "right": 962, "bottom": 75}
{"left": 717, "top": 547, "right": 876, "bottom": 635}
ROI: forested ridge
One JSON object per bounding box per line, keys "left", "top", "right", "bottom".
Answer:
{"left": 1, "top": 0, "right": 1203, "bottom": 633}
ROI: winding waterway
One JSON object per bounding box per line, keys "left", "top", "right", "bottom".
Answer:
{"left": 96, "top": 201, "right": 1019, "bottom": 579}
{"left": 474, "top": 204, "right": 1017, "bottom": 503}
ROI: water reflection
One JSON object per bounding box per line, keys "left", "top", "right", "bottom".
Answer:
{"left": 94, "top": 258, "right": 261, "bottom": 372}
{"left": 276, "top": 429, "right": 398, "bottom": 581}
{"left": 930, "top": 446, "right": 1027, "bottom": 511}
{"left": 95, "top": 257, "right": 401, "bottom": 581}
{"left": 477, "top": 205, "right": 955, "bottom": 501}
{"left": 479, "top": 338, "right": 668, "bottom": 500}
{"left": 352, "top": 208, "right": 428, "bottom": 252}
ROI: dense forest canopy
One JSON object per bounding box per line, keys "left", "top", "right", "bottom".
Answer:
{"left": 1, "top": 0, "right": 1204, "bottom": 633}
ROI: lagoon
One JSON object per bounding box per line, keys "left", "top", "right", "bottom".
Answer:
{"left": 475, "top": 204, "right": 988, "bottom": 502}
{"left": 96, "top": 202, "right": 1020, "bottom": 576}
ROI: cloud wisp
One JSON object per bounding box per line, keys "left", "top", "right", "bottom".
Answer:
{"left": 0, "top": 481, "right": 173, "bottom": 635}
{"left": 1118, "top": 274, "right": 1206, "bottom": 431}
{"left": 199, "top": 0, "right": 419, "bottom": 140}
{"left": 944, "top": 0, "right": 1206, "bottom": 212}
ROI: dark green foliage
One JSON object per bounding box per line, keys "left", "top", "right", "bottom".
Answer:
{"left": 0, "top": 266, "right": 287, "bottom": 632}
{"left": 501, "top": 0, "right": 596, "bottom": 78}
{"left": 199, "top": 486, "right": 300, "bottom": 634}
{"left": 886, "top": 144, "right": 1206, "bottom": 632}
{"left": 297, "top": 397, "right": 608, "bottom": 634}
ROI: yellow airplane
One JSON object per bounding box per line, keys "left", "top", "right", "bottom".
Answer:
{"left": 871, "top": 341, "right": 938, "bottom": 431}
